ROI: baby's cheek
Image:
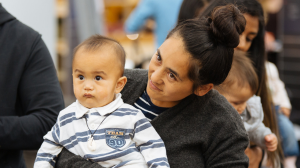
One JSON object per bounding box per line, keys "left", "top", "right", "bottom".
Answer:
{"left": 73, "top": 87, "right": 81, "bottom": 100}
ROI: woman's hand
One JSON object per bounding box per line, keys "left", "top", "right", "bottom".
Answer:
{"left": 245, "top": 146, "right": 263, "bottom": 168}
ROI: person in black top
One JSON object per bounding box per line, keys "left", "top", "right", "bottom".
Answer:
{"left": 0, "top": 4, "right": 64, "bottom": 168}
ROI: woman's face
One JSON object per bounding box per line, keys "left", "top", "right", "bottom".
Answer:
{"left": 146, "top": 36, "right": 194, "bottom": 108}
{"left": 236, "top": 13, "right": 259, "bottom": 52}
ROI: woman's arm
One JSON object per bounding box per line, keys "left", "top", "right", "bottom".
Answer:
{"left": 55, "top": 148, "right": 104, "bottom": 168}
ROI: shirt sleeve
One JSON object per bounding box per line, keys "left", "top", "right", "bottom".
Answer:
{"left": 124, "top": 0, "right": 154, "bottom": 33}
{"left": 245, "top": 96, "right": 273, "bottom": 149}
{"left": 133, "top": 111, "right": 170, "bottom": 168}
{"left": 34, "top": 119, "right": 63, "bottom": 168}
{"left": 266, "top": 62, "right": 291, "bottom": 109}
{"left": 0, "top": 36, "right": 65, "bottom": 150}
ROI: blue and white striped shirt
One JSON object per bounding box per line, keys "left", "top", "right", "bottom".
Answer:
{"left": 34, "top": 93, "right": 169, "bottom": 168}
{"left": 133, "top": 91, "right": 168, "bottom": 121}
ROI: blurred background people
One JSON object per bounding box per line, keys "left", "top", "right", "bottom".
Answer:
{"left": 124, "top": 0, "right": 183, "bottom": 49}
{"left": 0, "top": 3, "right": 64, "bottom": 168}
{"left": 177, "top": 0, "right": 210, "bottom": 24}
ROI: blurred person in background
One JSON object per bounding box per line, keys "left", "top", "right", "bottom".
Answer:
{"left": 261, "top": 0, "right": 299, "bottom": 167}
{"left": 0, "top": 4, "right": 64, "bottom": 168}
{"left": 266, "top": 60, "right": 299, "bottom": 168}
{"left": 177, "top": 0, "right": 211, "bottom": 24}
{"left": 124, "top": 0, "right": 183, "bottom": 49}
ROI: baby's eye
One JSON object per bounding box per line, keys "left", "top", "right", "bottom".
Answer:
{"left": 79, "top": 75, "right": 84, "bottom": 80}
{"left": 95, "top": 76, "right": 102, "bottom": 81}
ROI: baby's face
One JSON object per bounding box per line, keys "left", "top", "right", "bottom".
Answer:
{"left": 222, "top": 83, "right": 254, "bottom": 114}
{"left": 72, "top": 48, "right": 123, "bottom": 108}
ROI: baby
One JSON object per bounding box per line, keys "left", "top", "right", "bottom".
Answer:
{"left": 34, "top": 35, "right": 169, "bottom": 168}
{"left": 216, "top": 51, "right": 278, "bottom": 152}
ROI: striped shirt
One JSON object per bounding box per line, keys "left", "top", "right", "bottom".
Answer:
{"left": 34, "top": 93, "right": 169, "bottom": 168}
{"left": 133, "top": 91, "right": 169, "bottom": 121}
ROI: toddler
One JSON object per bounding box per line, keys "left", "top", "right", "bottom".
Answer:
{"left": 34, "top": 35, "right": 169, "bottom": 168}
{"left": 216, "top": 51, "right": 278, "bottom": 152}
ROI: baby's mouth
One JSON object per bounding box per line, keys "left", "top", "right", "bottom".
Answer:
{"left": 84, "top": 93, "right": 93, "bottom": 98}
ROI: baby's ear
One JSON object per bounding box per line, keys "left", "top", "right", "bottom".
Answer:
{"left": 115, "top": 76, "right": 127, "bottom": 94}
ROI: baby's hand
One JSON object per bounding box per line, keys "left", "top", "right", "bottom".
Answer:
{"left": 264, "top": 134, "right": 278, "bottom": 151}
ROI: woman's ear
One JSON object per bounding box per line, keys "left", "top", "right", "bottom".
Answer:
{"left": 194, "top": 83, "right": 214, "bottom": 96}
{"left": 115, "top": 76, "right": 127, "bottom": 94}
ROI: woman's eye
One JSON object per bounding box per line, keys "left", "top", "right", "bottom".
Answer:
{"left": 156, "top": 55, "right": 161, "bottom": 62}
{"left": 169, "top": 73, "right": 176, "bottom": 80}
{"left": 95, "top": 76, "right": 102, "bottom": 81}
{"left": 246, "top": 37, "right": 253, "bottom": 42}
{"left": 79, "top": 75, "right": 84, "bottom": 80}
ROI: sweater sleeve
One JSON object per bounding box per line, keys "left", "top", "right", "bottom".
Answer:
{"left": 55, "top": 148, "right": 104, "bottom": 168}
{"left": 124, "top": 0, "right": 154, "bottom": 33}
{"left": 133, "top": 112, "right": 170, "bottom": 168}
{"left": 0, "top": 36, "right": 64, "bottom": 150}
{"left": 244, "top": 96, "right": 273, "bottom": 148}
{"left": 204, "top": 94, "right": 249, "bottom": 168}
{"left": 205, "top": 120, "right": 249, "bottom": 168}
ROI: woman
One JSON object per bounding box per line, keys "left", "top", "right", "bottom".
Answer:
{"left": 199, "top": 0, "right": 283, "bottom": 167}
{"left": 55, "top": 4, "right": 248, "bottom": 168}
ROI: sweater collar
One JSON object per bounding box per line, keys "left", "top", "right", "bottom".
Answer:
{"left": 0, "top": 4, "right": 15, "bottom": 26}
{"left": 75, "top": 93, "right": 124, "bottom": 118}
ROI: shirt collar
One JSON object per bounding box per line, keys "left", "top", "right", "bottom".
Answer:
{"left": 75, "top": 93, "right": 124, "bottom": 118}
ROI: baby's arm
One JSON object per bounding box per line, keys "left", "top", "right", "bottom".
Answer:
{"left": 133, "top": 112, "right": 170, "bottom": 168}
{"left": 34, "top": 121, "right": 63, "bottom": 168}
{"left": 246, "top": 96, "right": 277, "bottom": 150}
{"left": 248, "top": 121, "right": 278, "bottom": 151}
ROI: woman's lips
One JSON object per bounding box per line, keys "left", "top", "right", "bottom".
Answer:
{"left": 84, "top": 93, "right": 93, "bottom": 98}
{"left": 149, "top": 80, "right": 162, "bottom": 91}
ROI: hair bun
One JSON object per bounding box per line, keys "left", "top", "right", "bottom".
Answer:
{"left": 209, "top": 4, "right": 246, "bottom": 48}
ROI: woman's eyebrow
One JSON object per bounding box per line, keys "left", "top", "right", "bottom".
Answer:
{"left": 167, "top": 68, "right": 182, "bottom": 81}
{"left": 157, "top": 49, "right": 161, "bottom": 57}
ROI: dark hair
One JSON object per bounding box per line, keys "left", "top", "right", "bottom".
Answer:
{"left": 220, "top": 50, "right": 259, "bottom": 94}
{"left": 168, "top": 4, "right": 245, "bottom": 91}
{"left": 201, "top": 0, "right": 266, "bottom": 94}
{"left": 177, "top": 0, "right": 211, "bottom": 24}
{"left": 200, "top": 0, "right": 282, "bottom": 165}
{"left": 73, "top": 35, "right": 126, "bottom": 75}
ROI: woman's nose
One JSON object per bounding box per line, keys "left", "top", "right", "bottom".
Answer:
{"left": 236, "top": 35, "right": 248, "bottom": 52}
{"left": 151, "top": 68, "right": 164, "bottom": 85}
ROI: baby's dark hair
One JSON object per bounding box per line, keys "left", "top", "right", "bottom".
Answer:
{"left": 73, "top": 35, "right": 126, "bottom": 76}
{"left": 167, "top": 4, "right": 246, "bottom": 91}
{"left": 220, "top": 50, "right": 259, "bottom": 94}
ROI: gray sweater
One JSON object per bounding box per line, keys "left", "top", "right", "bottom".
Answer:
{"left": 56, "top": 69, "right": 249, "bottom": 168}
{"left": 241, "top": 95, "right": 273, "bottom": 149}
